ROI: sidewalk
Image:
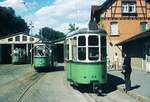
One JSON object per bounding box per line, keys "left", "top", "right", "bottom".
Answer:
{"left": 108, "top": 69, "right": 150, "bottom": 102}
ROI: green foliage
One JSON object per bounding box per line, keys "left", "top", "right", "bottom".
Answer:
{"left": 39, "top": 27, "right": 65, "bottom": 41}
{"left": 68, "top": 23, "right": 79, "bottom": 32}
{"left": 0, "top": 6, "right": 29, "bottom": 37}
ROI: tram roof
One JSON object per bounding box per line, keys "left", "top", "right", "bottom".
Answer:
{"left": 66, "top": 28, "right": 106, "bottom": 37}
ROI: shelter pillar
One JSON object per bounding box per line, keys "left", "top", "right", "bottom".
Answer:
{"left": 26, "top": 44, "right": 29, "bottom": 63}
{"left": 0, "top": 45, "right": 1, "bottom": 63}
{"left": 11, "top": 44, "right": 14, "bottom": 54}
{"left": 11, "top": 44, "right": 15, "bottom": 64}
{"left": 26, "top": 44, "right": 29, "bottom": 56}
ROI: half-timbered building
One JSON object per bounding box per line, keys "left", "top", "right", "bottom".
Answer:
{"left": 91, "top": 0, "right": 150, "bottom": 70}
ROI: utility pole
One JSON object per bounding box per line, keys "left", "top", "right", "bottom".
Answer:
{"left": 22, "top": 1, "right": 34, "bottom": 68}
{"left": 29, "top": 21, "right": 34, "bottom": 68}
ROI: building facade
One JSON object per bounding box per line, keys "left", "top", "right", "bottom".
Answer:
{"left": 91, "top": 0, "right": 150, "bottom": 69}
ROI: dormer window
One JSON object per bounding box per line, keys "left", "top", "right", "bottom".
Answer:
{"left": 8, "top": 38, "right": 13, "bottom": 42}
{"left": 122, "top": 1, "right": 136, "bottom": 15}
{"left": 15, "top": 36, "right": 20, "bottom": 41}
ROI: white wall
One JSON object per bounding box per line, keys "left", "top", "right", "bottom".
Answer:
{"left": 107, "top": 41, "right": 123, "bottom": 69}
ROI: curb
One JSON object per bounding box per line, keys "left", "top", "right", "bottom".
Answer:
{"left": 117, "top": 85, "right": 150, "bottom": 102}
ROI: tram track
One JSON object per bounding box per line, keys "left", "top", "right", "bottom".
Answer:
{"left": 85, "top": 93, "right": 116, "bottom": 102}
{"left": 17, "top": 72, "right": 45, "bottom": 102}
{"left": 82, "top": 90, "right": 139, "bottom": 102}
{"left": 82, "top": 91, "right": 120, "bottom": 102}
{"left": 0, "top": 67, "right": 23, "bottom": 75}
{"left": 0, "top": 64, "right": 33, "bottom": 86}
{"left": 0, "top": 64, "right": 31, "bottom": 75}
{"left": 0, "top": 71, "right": 46, "bottom": 102}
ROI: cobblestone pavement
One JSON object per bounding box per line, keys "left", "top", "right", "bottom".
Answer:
{"left": 0, "top": 65, "right": 141, "bottom": 102}
{"left": 108, "top": 70, "right": 150, "bottom": 102}
{"left": 0, "top": 64, "right": 33, "bottom": 86}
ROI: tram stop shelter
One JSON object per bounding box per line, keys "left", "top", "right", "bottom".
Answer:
{"left": 116, "top": 29, "right": 150, "bottom": 72}
{"left": 0, "top": 32, "right": 40, "bottom": 64}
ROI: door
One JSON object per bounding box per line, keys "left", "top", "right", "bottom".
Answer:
{"left": 145, "top": 44, "right": 150, "bottom": 72}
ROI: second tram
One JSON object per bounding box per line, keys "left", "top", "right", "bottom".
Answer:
{"left": 11, "top": 48, "right": 26, "bottom": 64}
{"left": 64, "top": 28, "right": 107, "bottom": 91}
{"left": 33, "top": 43, "right": 51, "bottom": 71}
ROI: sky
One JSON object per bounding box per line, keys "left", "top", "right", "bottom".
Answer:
{"left": 0, "top": 0, "right": 105, "bottom": 34}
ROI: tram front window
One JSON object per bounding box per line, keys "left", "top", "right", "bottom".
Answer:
{"left": 37, "top": 49, "right": 44, "bottom": 56}
{"left": 89, "top": 48, "right": 99, "bottom": 60}
{"left": 78, "top": 36, "right": 86, "bottom": 46}
{"left": 78, "top": 48, "right": 86, "bottom": 60}
{"left": 35, "top": 45, "right": 45, "bottom": 56}
{"left": 88, "top": 36, "right": 98, "bottom": 46}
{"left": 78, "top": 36, "right": 86, "bottom": 61}
{"left": 88, "top": 36, "right": 99, "bottom": 61}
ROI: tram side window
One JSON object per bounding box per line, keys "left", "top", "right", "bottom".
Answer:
{"left": 72, "top": 37, "right": 77, "bottom": 60}
{"left": 78, "top": 48, "right": 86, "bottom": 60}
{"left": 78, "top": 36, "right": 86, "bottom": 46}
{"left": 88, "top": 36, "right": 99, "bottom": 60}
{"left": 78, "top": 36, "right": 86, "bottom": 60}
{"left": 65, "top": 40, "right": 69, "bottom": 60}
{"left": 101, "top": 36, "right": 106, "bottom": 61}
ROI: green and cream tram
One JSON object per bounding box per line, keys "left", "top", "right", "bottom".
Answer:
{"left": 33, "top": 43, "right": 51, "bottom": 71}
{"left": 64, "top": 28, "right": 107, "bottom": 91}
{"left": 11, "top": 48, "right": 26, "bottom": 64}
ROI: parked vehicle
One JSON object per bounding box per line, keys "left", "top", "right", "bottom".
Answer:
{"left": 33, "top": 43, "right": 52, "bottom": 71}
{"left": 11, "top": 48, "right": 26, "bottom": 64}
{"left": 64, "top": 28, "right": 107, "bottom": 92}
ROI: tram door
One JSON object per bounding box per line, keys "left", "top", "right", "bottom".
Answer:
{"left": 145, "top": 44, "right": 150, "bottom": 72}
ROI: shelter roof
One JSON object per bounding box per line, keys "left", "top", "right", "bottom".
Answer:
{"left": 0, "top": 32, "right": 40, "bottom": 44}
{"left": 0, "top": 32, "right": 25, "bottom": 40}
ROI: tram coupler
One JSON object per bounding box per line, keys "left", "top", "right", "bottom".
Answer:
{"left": 92, "top": 81, "right": 102, "bottom": 94}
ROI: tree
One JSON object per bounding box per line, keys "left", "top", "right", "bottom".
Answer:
{"left": 39, "top": 27, "right": 65, "bottom": 41}
{"left": 68, "top": 23, "right": 79, "bottom": 32}
{"left": 0, "top": 7, "right": 29, "bottom": 37}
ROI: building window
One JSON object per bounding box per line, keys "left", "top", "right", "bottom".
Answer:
{"left": 122, "top": 2, "right": 136, "bottom": 14}
{"left": 140, "top": 22, "right": 148, "bottom": 32}
{"left": 8, "top": 38, "right": 13, "bottom": 42}
{"left": 15, "top": 36, "right": 20, "bottom": 41}
{"left": 110, "top": 22, "right": 118, "bottom": 35}
{"left": 23, "top": 36, "right": 27, "bottom": 41}
{"left": 122, "top": 3, "right": 129, "bottom": 13}
{"left": 30, "top": 37, "right": 34, "bottom": 41}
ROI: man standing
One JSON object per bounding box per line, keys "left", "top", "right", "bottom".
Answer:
{"left": 114, "top": 53, "right": 119, "bottom": 70}
{"left": 122, "top": 53, "right": 132, "bottom": 92}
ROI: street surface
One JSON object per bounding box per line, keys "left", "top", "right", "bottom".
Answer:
{"left": 0, "top": 64, "right": 140, "bottom": 102}
{"left": 0, "top": 64, "right": 33, "bottom": 86}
